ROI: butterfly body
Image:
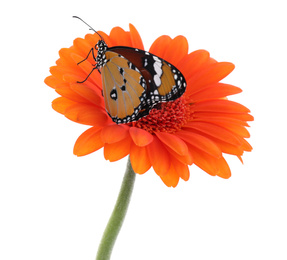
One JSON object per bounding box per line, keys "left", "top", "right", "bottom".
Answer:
{"left": 80, "top": 39, "right": 187, "bottom": 124}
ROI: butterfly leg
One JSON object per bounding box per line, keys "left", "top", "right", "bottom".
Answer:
{"left": 77, "top": 66, "right": 99, "bottom": 83}
{"left": 77, "top": 47, "right": 97, "bottom": 65}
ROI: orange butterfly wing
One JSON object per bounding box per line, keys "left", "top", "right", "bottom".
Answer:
{"left": 101, "top": 51, "right": 149, "bottom": 124}
{"left": 108, "top": 47, "right": 186, "bottom": 104}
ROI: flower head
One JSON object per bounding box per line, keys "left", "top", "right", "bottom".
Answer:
{"left": 45, "top": 24, "right": 253, "bottom": 187}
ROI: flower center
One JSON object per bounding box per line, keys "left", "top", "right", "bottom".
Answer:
{"left": 133, "top": 97, "right": 191, "bottom": 134}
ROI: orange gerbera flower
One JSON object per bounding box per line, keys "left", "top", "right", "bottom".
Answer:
{"left": 45, "top": 24, "right": 253, "bottom": 187}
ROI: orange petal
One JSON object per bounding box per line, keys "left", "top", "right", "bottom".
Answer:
{"left": 215, "top": 157, "right": 231, "bottom": 178}
{"left": 70, "top": 83, "right": 104, "bottom": 106}
{"left": 159, "top": 164, "right": 180, "bottom": 188}
{"left": 129, "top": 127, "right": 153, "bottom": 146}
{"left": 52, "top": 97, "right": 77, "bottom": 115}
{"left": 155, "top": 132, "right": 188, "bottom": 156}
{"left": 208, "top": 120, "right": 250, "bottom": 138}
{"left": 44, "top": 75, "right": 65, "bottom": 89}
{"left": 149, "top": 35, "right": 172, "bottom": 58}
{"left": 101, "top": 124, "right": 129, "bottom": 143}
{"left": 184, "top": 121, "right": 241, "bottom": 146}
{"left": 179, "top": 50, "right": 210, "bottom": 80}
{"left": 130, "top": 144, "right": 151, "bottom": 174}
{"left": 189, "top": 83, "right": 242, "bottom": 101}
{"left": 64, "top": 103, "right": 109, "bottom": 126}
{"left": 73, "top": 126, "right": 104, "bottom": 156}
{"left": 163, "top": 36, "right": 188, "bottom": 65}
{"left": 183, "top": 122, "right": 252, "bottom": 156}
{"left": 109, "top": 26, "right": 132, "bottom": 46}
{"left": 58, "top": 48, "right": 78, "bottom": 68}
{"left": 55, "top": 85, "right": 91, "bottom": 103}
{"left": 192, "top": 116, "right": 249, "bottom": 127}
{"left": 205, "top": 138, "right": 244, "bottom": 156}
{"left": 239, "top": 137, "right": 253, "bottom": 152}
{"left": 96, "top": 31, "right": 113, "bottom": 47}
{"left": 49, "top": 66, "right": 68, "bottom": 81}
{"left": 171, "top": 157, "right": 190, "bottom": 181}
{"left": 193, "top": 111, "right": 254, "bottom": 122}
{"left": 176, "top": 130, "right": 222, "bottom": 158}
{"left": 129, "top": 23, "right": 144, "bottom": 49}
{"left": 188, "top": 146, "right": 216, "bottom": 176}
{"left": 73, "top": 37, "right": 94, "bottom": 60}
{"left": 191, "top": 99, "right": 251, "bottom": 114}
{"left": 187, "top": 62, "right": 235, "bottom": 94}
{"left": 71, "top": 53, "right": 102, "bottom": 88}
{"left": 62, "top": 73, "right": 83, "bottom": 85}
{"left": 164, "top": 144, "right": 193, "bottom": 165}
{"left": 186, "top": 143, "right": 231, "bottom": 178}
{"left": 84, "top": 33, "right": 104, "bottom": 47}
{"left": 104, "top": 136, "right": 132, "bottom": 162}
{"left": 147, "top": 136, "right": 170, "bottom": 177}
{"left": 50, "top": 65, "right": 85, "bottom": 83}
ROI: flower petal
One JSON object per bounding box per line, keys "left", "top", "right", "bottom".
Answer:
{"left": 101, "top": 124, "right": 129, "bottom": 143}
{"left": 109, "top": 26, "right": 132, "bottom": 46}
{"left": 73, "top": 37, "right": 94, "bottom": 61}
{"left": 58, "top": 48, "right": 78, "bottom": 68}
{"left": 187, "top": 62, "right": 235, "bottom": 95}
{"left": 96, "top": 31, "right": 113, "bottom": 46}
{"left": 73, "top": 126, "right": 104, "bottom": 156}
{"left": 164, "top": 145, "right": 193, "bottom": 165}
{"left": 179, "top": 50, "right": 211, "bottom": 80}
{"left": 84, "top": 32, "right": 106, "bottom": 47}
{"left": 155, "top": 131, "right": 188, "bottom": 156}
{"left": 147, "top": 136, "right": 170, "bottom": 177}
{"left": 160, "top": 164, "right": 180, "bottom": 188}
{"left": 171, "top": 157, "right": 190, "bottom": 181}
{"left": 163, "top": 36, "right": 188, "bottom": 65}
{"left": 55, "top": 85, "right": 90, "bottom": 103}
{"left": 44, "top": 75, "right": 64, "bottom": 89}
{"left": 194, "top": 111, "right": 254, "bottom": 122}
{"left": 186, "top": 143, "right": 231, "bottom": 178}
{"left": 189, "top": 83, "right": 242, "bottom": 101}
{"left": 64, "top": 103, "right": 109, "bottom": 126}
{"left": 176, "top": 130, "right": 222, "bottom": 158}
{"left": 70, "top": 83, "right": 104, "bottom": 106}
{"left": 183, "top": 121, "right": 252, "bottom": 157}
{"left": 104, "top": 136, "right": 132, "bottom": 162}
{"left": 191, "top": 99, "right": 251, "bottom": 114}
{"left": 129, "top": 127, "right": 153, "bottom": 146}
{"left": 129, "top": 24, "right": 144, "bottom": 49}
{"left": 52, "top": 97, "right": 77, "bottom": 115}
{"left": 130, "top": 144, "right": 151, "bottom": 174}
{"left": 149, "top": 35, "right": 172, "bottom": 58}
{"left": 184, "top": 121, "right": 241, "bottom": 146}
{"left": 205, "top": 138, "right": 244, "bottom": 156}
{"left": 70, "top": 53, "right": 102, "bottom": 88}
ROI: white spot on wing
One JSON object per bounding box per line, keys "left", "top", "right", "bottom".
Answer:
{"left": 154, "top": 62, "right": 162, "bottom": 76}
{"left": 154, "top": 74, "right": 161, "bottom": 87}
{"left": 152, "top": 56, "right": 163, "bottom": 84}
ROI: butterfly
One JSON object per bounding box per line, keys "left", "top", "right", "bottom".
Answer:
{"left": 74, "top": 17, "right": 187, "bottom": 124}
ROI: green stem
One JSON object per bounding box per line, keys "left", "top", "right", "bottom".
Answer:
{"left": 96, "top": 156, "right": 136, "bottom": 260}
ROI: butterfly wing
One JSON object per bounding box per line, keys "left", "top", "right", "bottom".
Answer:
{"left": 102, "top": 51, "right": 150, "bottom": 124}
{"left": 108, "top": 46, "right": 187, "bottom": 105}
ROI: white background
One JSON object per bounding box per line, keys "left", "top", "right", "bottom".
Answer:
{"left": 1, "top": 0, "right": 286, "bottom": 259}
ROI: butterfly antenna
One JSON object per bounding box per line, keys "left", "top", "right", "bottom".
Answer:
{"left": 73, "top": 16, "right": 104, "bottom": 40}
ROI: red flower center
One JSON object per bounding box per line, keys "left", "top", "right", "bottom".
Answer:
{"left": 133, "top": 97, "right": 191, "bottom": 134}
